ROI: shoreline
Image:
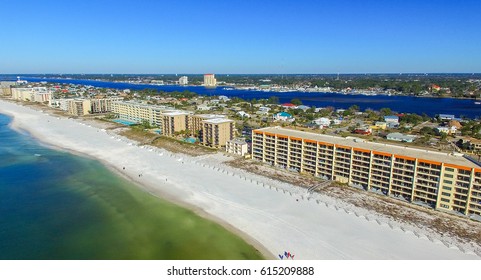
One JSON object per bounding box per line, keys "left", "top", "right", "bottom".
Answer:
{"left": 101, "top": 160, "right": 274, "bottom": 259}
{"left": 1, "top": 106, "right": 273, "bottom": 260}
{"left": 1, "top": 99, "right": 480, "bottom": 259}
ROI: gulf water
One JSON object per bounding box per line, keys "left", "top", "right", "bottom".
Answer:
{"left": 0, "top": 114, "right": 263, "bottom": 260}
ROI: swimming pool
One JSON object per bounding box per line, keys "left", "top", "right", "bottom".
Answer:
{"left": 183, "top": 137, "right": 197, "bottom": 144}
{"left": 113, "top": 119, "right": 137, "bottom": 126}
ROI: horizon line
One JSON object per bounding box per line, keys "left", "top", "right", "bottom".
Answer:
{"left": 3, "top": 72, "right": 481, "bottom": 76}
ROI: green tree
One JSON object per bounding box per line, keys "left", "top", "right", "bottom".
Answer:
{"left": 348, "top": 105, "right": 360, "bottom": 112}
{"left": 364, "top": 109, "right": 379, "bottom": 121}
{"left": 267, "top": 96, "right": 279, "bottom": 104}
{"left": 401, "top": 113, "right": 423, "bottom": 126}
{"left": 380, "top": 108, "right": 393, "bottom": 116}
{"left": 291, "top": 98, "right": 302, "bottom": 106}
{"left": 420, "top": 126, "right": 436, "bottom": 136}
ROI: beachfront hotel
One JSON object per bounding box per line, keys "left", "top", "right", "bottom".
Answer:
{"left": 188, "top": 114, "right": 226, "bottom": 135}
{"left": 48, "top": 97, "right": 122, "bottom": 116}
{"left": 202, "top": 118, "right": 235, "bottom": 148}
{"left": 252, "top": 126, "right": 481, "bottom": 218}
{"left": 161, "top": 111, "right": 189, "bottom": 136}
{"left": 226, "top": 138, "right": 249, "bottom": 156}
{"left": 67, "top": 99, "right": 91, "bottom": 116}
{"left": 90, "top": 97, "right": 123, "bottom": 114}
{"left": 203, "top": 74, "right": 217, "bottom": 87}
{"left": 112, "top": 101, "right": 172, "bottom": 127}
{"left": 0, "top": 81, "right": 15, "bottom": 96}
{"left": 11, "top": 87, "right": 52, "bottom": 103}
{"left": 112, "top": 101, "right": 234, "bottom": 147}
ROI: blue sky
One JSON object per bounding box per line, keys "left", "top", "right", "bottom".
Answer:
{"left": 1, "top": 0, "right": 480, "bottom": 74}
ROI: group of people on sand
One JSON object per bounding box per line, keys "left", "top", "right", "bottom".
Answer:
{"left": 278, "top": 251, "right": 295, "bottom": 260}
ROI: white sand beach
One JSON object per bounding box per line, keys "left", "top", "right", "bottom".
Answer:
{"left": 1, "top": 99, "right": 479, "bottom": 260}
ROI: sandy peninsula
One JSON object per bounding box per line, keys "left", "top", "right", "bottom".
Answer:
{"left": 0, "top": 99, "right": 479, "bottom": 260}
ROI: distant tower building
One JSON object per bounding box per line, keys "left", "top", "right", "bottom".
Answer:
{"left": 179, "top": 76, "right": 188, "bottom": 85}
{"left": 203, "top": 74, "right": 217, "bottom": 87}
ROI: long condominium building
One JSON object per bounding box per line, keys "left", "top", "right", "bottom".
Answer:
{"left": 90, "top": 97, "right": 123, "bottom": 114}
{"left": 112, "top": 101, "right": 172, "bottom": 127}
{"left": 51, "top": 97, "right": 123, "bottom": 116}
{"left": 252, "top": 126, "right": 481, "bottom": 218}
{"left": 11, "top": 87, "right": 52, "bottom": 103}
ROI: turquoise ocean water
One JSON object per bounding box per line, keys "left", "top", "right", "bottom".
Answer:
{"left": 0, "top": 114, "right": 263, "bottom": 260}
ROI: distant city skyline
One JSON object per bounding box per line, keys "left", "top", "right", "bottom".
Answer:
{"left": 1, "top": 0, "right": 480, "bottom": 74}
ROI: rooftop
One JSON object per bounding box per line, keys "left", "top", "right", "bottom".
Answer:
{"left": 254, "top": 126, "right": 480, "bottom": 169}
{"left": 387, "top": 132, "right": 416, "bottom": 141}
{"left": 112, "top": 101, "right": 173, "bottom": 111}
{"left": 228, "top": 138, "right": 248, "bottom": 145}
{"left": 193, "top": 114, "right": 226, "bottom": 119}
{"left": 202, "top": 118, "right": 234, "bottom": 124}
{"left": 162, "top": 111, "right": 190, "bottom": 117}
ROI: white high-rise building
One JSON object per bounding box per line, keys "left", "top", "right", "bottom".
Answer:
{"left": 203, "top": 74, "right": 217, "bottom": 87}
{"left": 179, "top": 76, "right": 188, "bottom": 85}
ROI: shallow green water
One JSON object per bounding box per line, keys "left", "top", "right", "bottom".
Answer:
{"left": 0, "top": 114, "right": 263, "bottom": 260}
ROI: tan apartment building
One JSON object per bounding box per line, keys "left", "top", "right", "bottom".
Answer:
{"left": 112, "top": 101, "right": 170, "bottom": 126}
{"left": 161, "top": 112, "right": 189, "bottom": 136}
{"left": 90, "top": 97, "right": 123, "bottom": 114}
{"left": 67, "top": 99, "right": 91, "bottom": 116}
{"left": 252, "top": 126, "right": 481, "bottom": 218}
{"left": 11, "top": 87, "right": 52, "bottom": 102}
{"left": 226, "top": 138, "right": 249, "bottom": 156}
{"left": 0, "top": 81, "right": 15, "bottom": 96}
{"left": 188, "top": 114, "right": 226, "bottom": 137}
{"left": 111, "top": 101, "right": 234, "bottom": 148}
{"left": 202, "top": 118, "right": 234, "bottom": 148}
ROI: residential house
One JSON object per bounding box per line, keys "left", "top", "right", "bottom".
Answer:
{"left": 384, "top": 115, "right": 399, "bottom": 128}
{"left": 386, "top": 132, "right": 416, "bottom": 143}
{"left": 237, "top": 111, "right": 250, "bottom": 118}
{"left": 281, "top": 103, "right": 297, "bottom": 109}
{"left": 438, "top": 114, "right": 455, "bottom": 121}
{"left": 297, "top": 105, "right": 310, "bottom": 111}
{"left": 354, "top": 127, "right": 372, "bottom": 135}
{"left": 313, "top": 117, "right": 331, "bottom": 128}
{"left": 371, "top": 121, "right": 387, "bottom": 130}
{"left": 437, "top": 126, "right": 458, "bottom": 135}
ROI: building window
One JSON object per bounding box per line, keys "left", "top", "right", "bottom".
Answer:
{"left": 445, "top": 174, "right": 454, "bottom": 178}
{"left": 443, "top": 180, "right": 453, "bottom": 184}
{"left": 441, "top": 198, "right": 450, "bottom": 203}
{"left": 441, "top": 192, "right": 451, "bottom": 197}
{"left": 443, "top": 186, "right": 452, "bottom": 191}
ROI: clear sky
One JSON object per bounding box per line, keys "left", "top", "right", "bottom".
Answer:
{"left": 1, "top": 0, "right": 480, "bottom": 74}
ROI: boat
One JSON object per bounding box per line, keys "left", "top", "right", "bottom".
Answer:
{"left": 475, "top": 102, "right": 481, "bottom": 105}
